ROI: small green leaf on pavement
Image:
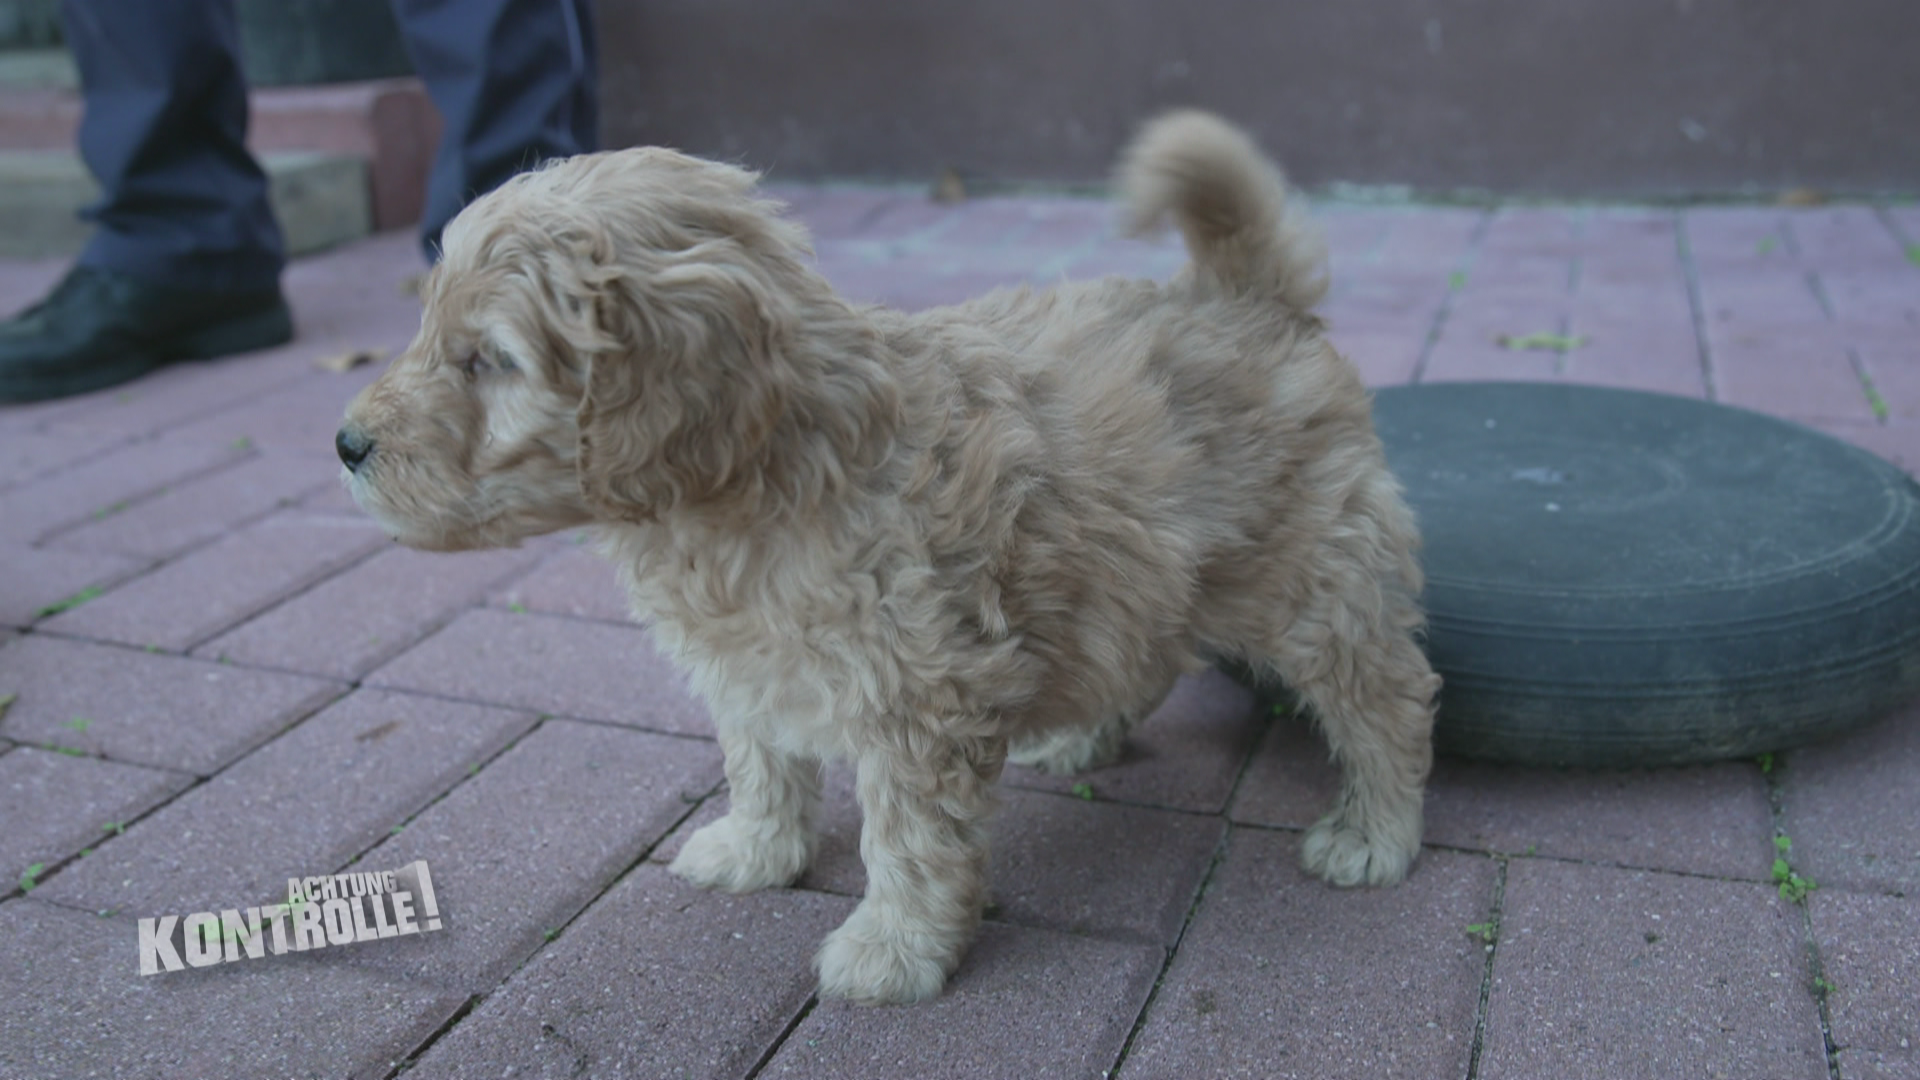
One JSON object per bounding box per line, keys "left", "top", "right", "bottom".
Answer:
{"left": 1496, "top": 332, "right": 1588, "bottom": 353}
{"left": 36, "top": 586, "right": 103, "bottom": 618}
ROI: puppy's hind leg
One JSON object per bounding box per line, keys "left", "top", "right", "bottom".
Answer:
{"left": 816, "top": 728, "right": 1005, "bottom": 1005}
{"left": 670, "top": 722, "right": 820, "bottom": 893}
{"left": 1008, "top": 676, "right": 1176, "bottom": 776}
{"left": 1257, "top": 577, "right": 1438, "bottom": 888}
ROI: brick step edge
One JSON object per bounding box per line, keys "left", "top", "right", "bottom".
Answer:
{"left": 0, "top": 149, "right": 371, "bottom": 259}
{"left": 0, "top": 77, "right": 438, "bottom": 232}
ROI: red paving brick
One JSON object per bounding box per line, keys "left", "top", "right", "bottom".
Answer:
{"left": 1233, "top": 716, "right": 1777, "bottom": 880}
{"left": 0, "top": 427, "right": 121, "bottom": 491}
{"left": 367, "top": 606, "right": 712, "bottom": 736}
{"left": 1839, "top": 1049, "right": 1920, "bottom": 1078}
{"left": 1814, "top": 890, "right": 1920, "bottom": 1060}
{"left": 161, "top": 364, "right": 389, "bottom": 459}
{"left": 1462, "top": 264, "right": 1574, "bottom": 305}
{"left": 295, "top": 468, "right": 365, "bottom": 514}
{"left": 1860, "top": 345, "right": 1920, "bottom": 421}
{"left": 0, "top": 433, "right": 248, "bottom": 545}
{"left": 1563, "top": 330, "right": 1710, "bottom": 397}
{"left": 1570, "top": 284, "right": 1696, "bottom": 331}
{"left": 1697, "top": 272, "right": 1836, "bottom": 333}
{"left": 0, "top": 898, "right": 465, "bottom": 1080}
{"left": 1, "top": 194, "right": 1914, "bottom": 1077}
{"left": 797, "top": 771, "right": 1224, "bottom": 946}
{"left": 768, "top": 921, "right": 1161, "bottom": 1080}
{"left": 1320, "top": 288, "right": 1438, "bottom": 330}
{"left": 1335, "top": 268, "right": 1453, "bottom": 315}
{"left": 1780, "top": 702, "right": 1920, "bottom": 895}
{"left": 274, "top": 240, "right": 433, "bottom": 360}
{"left": 1051, "top": 240, "right": 1186, "bottom": 283}
{"left": 1422, "top": 759, "right": 1775, "bottom": 879}
{"left": 1481, "top": 207, "right": 1583, "bottom": 257}
{"left": 1004, "top": 670, "right": 1265, "bottom": 814}
{"left": 1422, "top": 334, "right": 1564, "bottom": 384}
{"left": 1224, "top": 711, "right": 1342, "bottom": 828}
{"left": 0, "top": 634, "right": 341, "bottom": 775}
{"left": 1825, "top": 275, "right": 1920, "bottom": 334}
{"left": 0, "top": 746, "right": 192, "bottom": 894}
{"left": 1791, "top": 207, "right": 1913, "bottom": 273}
{"left": 33, "top": 687, "right": 538, "bottom": 916}
{"left": 1122, "top": 834, "right": 1494, "bottom": 1080}
{"left": 1329, "top": 327, "right": 1429, "bottom": 387}
{"left": 1686, "top": 207, "right": 1793, "bottom": 269}
{"left": 30, "top": 348, "right": 316, "bottom": 440}
{"left": 52, "top": 450, "right": 338, "bottom": 560}
{"left": 330, "top": 718, "right": 721, "bottom": 993}
{"left": 1318, "top": 208, "right": 1396, "bottom": 260}
{"left": 982, "top": 791, "right": 1223, "bottom": 946}
{"left": 0, "top": 258, "right": 65, "bottom": 319}
{"left": 196, "top": 543, "right": 544, "bottom": 680}
{"left": 1714, "top": 333, "right": 1879, "bottom": 423}
{"left": 486, "top": 542, "right": 633, "bottom": 623}
{"left": 0, "top": 543, "right": 145, "bottom": 629}
{"left": 1374, "top": 209, "right": 1486, "bottom": 268}
{"left": 407, "top": 864, "right": 852, "bottom": 1080}
{"left": 1479, "top": 859, "right": 1829, "bottom": 1080}
{"left": 39, "top": 510, "right": 391, "bottom": 651}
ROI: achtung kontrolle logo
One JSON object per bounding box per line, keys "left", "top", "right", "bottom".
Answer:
{"left": 138, "top": 860, "right": 443, "bottom": 976}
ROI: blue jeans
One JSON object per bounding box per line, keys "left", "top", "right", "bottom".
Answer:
{"left": 64, "top": 0, "right": 598, "bottom": 289}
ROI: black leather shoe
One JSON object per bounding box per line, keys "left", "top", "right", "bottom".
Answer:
{"left": 0, "top": 266, "right": 294, "bottom": 404}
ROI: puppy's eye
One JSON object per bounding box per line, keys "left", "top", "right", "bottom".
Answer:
{"left": 459, "top": 352, "right": 518, "bottom": 377}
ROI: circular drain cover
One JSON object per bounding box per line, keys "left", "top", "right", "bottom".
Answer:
{"left": 1371, "top": 381, "right": 1920, "bottom": 767}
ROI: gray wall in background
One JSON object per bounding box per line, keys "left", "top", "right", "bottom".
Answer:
{"left": 236, "top": 0, "right": 413, "bottom": 87}
{"left": 598, "top": 0, "right": 1919, "bottom": 197}
{"left": 0, "top": 0, "right": 59, "bottom": 48}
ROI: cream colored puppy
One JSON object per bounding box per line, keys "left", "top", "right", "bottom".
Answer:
{"left": 338, "top": 111, "right": 1439, "bottom": 1005}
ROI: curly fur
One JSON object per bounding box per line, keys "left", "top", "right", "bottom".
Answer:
{"left": 340, "top": 110, "right": 1440, "bottom": 1005}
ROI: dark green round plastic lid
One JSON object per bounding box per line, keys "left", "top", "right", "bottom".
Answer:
{"left": 1373, "top": 381, "right": 1920, "bottom": 767}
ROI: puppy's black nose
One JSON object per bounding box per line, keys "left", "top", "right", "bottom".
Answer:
{"left": 336, "top": 426, "right": 374, "bottom": 471}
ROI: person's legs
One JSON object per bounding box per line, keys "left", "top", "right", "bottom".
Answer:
{"left": 68, "top": 0, "right": 284, "bottom": 289}
{"left": 391, "top": 0, "right": 597, "bottom": 257}
{"left": 0, "top": 0, "right": 291, "bottom": 404}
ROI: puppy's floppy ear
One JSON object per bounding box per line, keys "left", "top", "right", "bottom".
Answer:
{"left": 576, "top": 241, "right": 799, "bottom": 521}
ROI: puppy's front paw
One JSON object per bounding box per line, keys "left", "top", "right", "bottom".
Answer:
{"left": 814, "top": 903, "right": 959, "bottom": 1006}
{"left": 668, "top": 814, "right": 810, "bottom": 894}
{"left": 1301, "top": 812, "right": 1417, "bottom": 887}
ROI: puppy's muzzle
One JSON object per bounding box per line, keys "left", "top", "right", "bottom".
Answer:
{"left": 335, "top": 425, "right": 375, "bottom": 472}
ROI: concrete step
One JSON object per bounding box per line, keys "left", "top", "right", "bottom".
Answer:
{"left": 0, "top": 49, "right": 437, "bottom": 232}
{"left": 0, "top": 149, "right": 371, "bottom": 258}
{"left": 0, "top": 45, "right": 71, "bottom": 90}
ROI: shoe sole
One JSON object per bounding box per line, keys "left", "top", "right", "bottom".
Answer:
{"left": 0, "top": 300, "right": 295, "bottom": 404}
{"left": 170, "top": 300, "right": 296, "bottom": 362}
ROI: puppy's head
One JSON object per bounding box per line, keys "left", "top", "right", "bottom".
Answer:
{"left": 338, "top": 147, "right": 823, "bottom": 549}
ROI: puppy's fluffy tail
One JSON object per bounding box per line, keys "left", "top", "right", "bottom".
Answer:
{"left": 1118, "top": 110, "right": 1328, "bottom": 310}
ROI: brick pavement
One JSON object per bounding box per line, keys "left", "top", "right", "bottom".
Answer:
{"left": 1, "top": 187, "right": 1917, "bottom": 1079}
